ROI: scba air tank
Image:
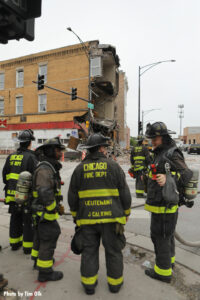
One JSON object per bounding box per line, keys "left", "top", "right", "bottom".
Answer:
{"left": 15, "top": 171, "right": 32, "bottom": 205}
{"left": 184, "top": 168, "right": 199, "bottom": 200}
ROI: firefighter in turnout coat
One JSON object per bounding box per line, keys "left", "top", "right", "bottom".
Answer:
{"left": 144, "top": 122, "right": 192, "bottom": 283}
{"left": 68, "top": 133, "right": 132, "bottom": 295}
{"left": 2, "top": 129, "right": 38, "bottom": 254}
{"left": 31, "top": 137, "right": 65, "bottom": 282}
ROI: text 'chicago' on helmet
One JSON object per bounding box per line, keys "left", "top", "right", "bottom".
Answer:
{"left": 145, "top": 122, "right": 170, "bottom": 138}
{"left": 83, "top": 133, "right": 110, "bottom": 149}
{"left": 18, "top": 129, "right": 35, "bottom": 142}
{"left": 36, "top": 136, "right": 66, "bottom": 151}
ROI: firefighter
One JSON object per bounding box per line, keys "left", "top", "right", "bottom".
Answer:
{"left": 2, "top": 129, "right": 38, "bottom": 254}
{"left": 31, "top": 137, "right": 65, "bottom": 282}
{"left": 130, "top": 135, "right": 151, "bottom": 198}
{"left": 68, "top": 133, "right": 132, "bottom": 295}
{"left": 144, "top": 122, "right": 192, "bottom": 283}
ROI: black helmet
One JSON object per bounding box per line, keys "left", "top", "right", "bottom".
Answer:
{"left": 83, "top": 133, "right": 110, "bottom": 149}
{"left": 18, "top": 129, "right": 35, "bottom": 142}
{"left": 36, "top": 136, "right": 65, "bottom": 151}
{"left": 145, "top": 122, "right": 170, "bottom": 138}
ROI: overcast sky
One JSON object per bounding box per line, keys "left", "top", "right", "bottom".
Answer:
{"left": 1, "top": 0, "right": 200, "bottom": 137}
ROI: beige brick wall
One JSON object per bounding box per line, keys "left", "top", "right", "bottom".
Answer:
{"left": 0, "top": 44, "right": 90, "bottom": 125}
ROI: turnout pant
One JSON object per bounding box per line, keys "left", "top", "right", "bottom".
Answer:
{"left": 135, "top": 171, "right": 145, "bottom": 196}
{"left": 9, "top": 204, "right": 33, "bottom": 251}
{"left": 150, "top": 212, "right": 178, "bottom": 279}
{"left": 31, "top": 220, "right": 61, "bottom": 273}
{"left": 80, "top": 223, "right": 125, "bottom": 291}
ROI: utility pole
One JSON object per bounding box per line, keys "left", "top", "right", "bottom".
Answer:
{"left": 178, "top": 104, "right": 184, "bottom": 138}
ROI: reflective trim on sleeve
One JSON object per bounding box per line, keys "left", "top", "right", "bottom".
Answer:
{"left": 31, "top": 249, "right": 39, "bottom": 258}
{"left": 9, "top": 235, "right": 23, "bottom": 244}
{"left": 23, "top": 241, "right": 33, "bottom": 249}
{"left": 33, "top": 191, "right": 38, "bottom": 198}
{"left": 136, "top": 190, "right": 144, "bottom": 194}
{"left": 154, "top": 264, "right": 172, "bottom": 277}
{"left": 6, "top": 173, "right": 19, "bottom": 181}
{"left": 37, "top": 259, "right": 53, "bottom": 269}
{"left": 124, "top": 208, "right": 131, "bottom": 216}
{"left": 134, "top": 166, "right": 144, "bottom": 171}
{"left": 46, "top": 200, "right": 56, "bottom": 211}
{"left": 71, "top": 211, "right": 77, "bottom": 217}
{"left": 144, "top": 204, "right": 178, "bottom": 214}
{"left": 171, "top": 256, "right": 175, "bottom": 264}
{"left": 81, "top": 274, "right": 98, "bottom": 285}
{"left": 76, "top": 217, "right": 126, "bottom": 226}
{"left": 133, "top": 156, "right": 145, "bottom": 160}
{"left": 37, "top": 211, "right": 59, "bottom": 221}
{"left": 78, "top": 189, "right": 119, "bottom": 198}
{"left": 5, "top": 196, "right": 15, "bottom": 203}
{"left": 107, "top": 276, "right": 123, "bottom": 286}
{"left": 7, "top": 189, "right": 16, "bottom": 195}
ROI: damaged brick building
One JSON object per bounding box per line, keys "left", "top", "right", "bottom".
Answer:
{"left": 0, "top": 40, "right": 129, "bottom": 151}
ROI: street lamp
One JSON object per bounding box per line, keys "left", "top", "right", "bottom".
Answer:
{"left": 67, "top": 27, "right": 92, "bottom": 134}
{"left": 138, "top": 59, "right": 176, "bottom": 135}
{"left": 142, "top": 109, "right": 161, "bottom": 135}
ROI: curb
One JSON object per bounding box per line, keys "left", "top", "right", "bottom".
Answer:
{"left": 125, "top": 232, "right": 200, "bottom": 275}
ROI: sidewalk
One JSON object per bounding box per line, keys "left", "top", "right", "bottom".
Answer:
{"left": 0, "top": 204, "right": 200, "bottom": 300}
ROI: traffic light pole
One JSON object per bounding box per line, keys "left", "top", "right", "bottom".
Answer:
{"left": 32, "top": 81, "right": 90, "bottom": 103}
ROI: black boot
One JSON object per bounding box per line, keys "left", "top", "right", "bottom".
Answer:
{"left": 108, "top": 283, "right": 123, "bottom": 293}
{"left": 24, "top": 248, "right": 32, "bottom": 255}
{"left": 38, "top": 271, "right": 63, "bottom": 282}
{"left": 11, "top": 242, "right": 22, "bottom": 251}
{"left": 83, "top": 281, "right": 98, "bottom": 295}
{"left": 145, "top": 268, "right": 171, "bottom": 283}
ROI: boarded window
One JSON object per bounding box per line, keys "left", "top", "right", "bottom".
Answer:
{"left": 38, "top": 94, "right": 47, "bottom": 112}
{"left": 90, "top": 57, "right": 102, "bottom": 77}
{"left": 16, "top": 96, "right": 23, "bottom": 114}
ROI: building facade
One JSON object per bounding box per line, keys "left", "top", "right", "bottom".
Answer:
{"left": 114, "top": 71, "right": 130, "bottom": 148}
{"left": 183, "top": 127, "right": 200, "bottom": 144}
{"left": 0, "top": 41, "right": 120, "bottom": 151}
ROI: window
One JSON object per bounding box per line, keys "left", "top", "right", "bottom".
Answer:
{"left": 0, "top": 73, "right": 5, "bottom": 90}
{"left": 16, "top": 69, "right": 24, "bottom": 87}
{"left": 90, "top": 57, "right": 102, "bottom": 77}
{"left": 193, "top": 139, "right": 196, "bottom": 144}
{"left": 39, "top": 64, "right": 47, "bottom": 83}
{"left": 16, "top": 96, "right": 23, "bottom": 114}
{"left": 0, "top": 98, "right": 4, "bottom": 115}
{"left": 38, "top": 94, "right": 47, "bottom": 112}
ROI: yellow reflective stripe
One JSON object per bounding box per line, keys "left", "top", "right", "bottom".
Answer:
{"left": 154, "top": 264, "right": 172, "bottom": 276}
{"left": 33, "top": 191, "right": 38, "bottom": 198}
{"left": 81, "top": 275, "right": 98, "bottom": 285}
{"left": 55, "top": 189, "right": 61, "bottom": 196}
{"left": 37, "top": 211, "right": 59, "bottom": 221}
{"left": 5, "top": 196, "right": 15, "bottom": 203}
{"left": 6, "top": 173, "right": 19, "bottom": 180}
{"left": 133, "top": 156, "right": 145, "bottom": 160}
{"left": 37, "top": 259, "right": 53, "bottom": 268}
{"left": 76, "top": 217, "right": 126, "bottom": 226}
{"left": 144, "top": 204, "right": 178, "bottom": 214}
{"left": 134, "top": 166, "right": 144, "bottom": 171}
{"left": 46, "top": 200, "right": 56, "bottom": 211}
{"left": 31, "top": 249, "right": 38, "bottom": 258}
{"left": 9, "top": 236, "right": 23, "bottom": 244}
{"left": 78, "top": 189, "right": 119, "bottom": 198}
{"left": 124, "top": 209, "right": 131, "bottom": 216}
{"left": 136, "top": 190, "right": 144, "bottom": 194}
{"left": 71, "top": 211, "right": 77, "bottom": 217}
{"left": 7, "top": 189, "right": 15, "bottom": 195}
{"left": 171, "top": 256, "right": 175, "bottom": 264}
{"left": 23, "top": 241, "right": 33, "bottom": 248}
{"left": 107, "top": 276, "right": 123, "bottom": 285}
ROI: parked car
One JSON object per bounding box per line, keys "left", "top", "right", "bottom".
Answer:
{"left": 187, "top": 144, "right": 200, "bottom": 154}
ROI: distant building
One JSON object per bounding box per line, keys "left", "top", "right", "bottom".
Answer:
{"left": 183, "top": 127, "right": 200, "bottom": 144}
{"left": 114, "top": 71, "right": 130, "bottom": 148}
{"left": 0, "top": 41, "right": 121, "bottom": 152}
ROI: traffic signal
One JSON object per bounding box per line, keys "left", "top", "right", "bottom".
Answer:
{"left": 139, "top": 121, "right": 143, "bottom": 133}
{"left": 37, "top": 74, "right": 44, "bottom": 90}
{"left": 0, "top": 0, "right": 42, "bottom": 43}
{"left": 71, "top": 88, "right": 77, "bottom": 101}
